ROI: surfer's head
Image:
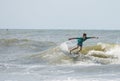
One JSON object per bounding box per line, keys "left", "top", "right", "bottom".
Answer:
{"left": 83, "top": 33, "right": 87, "bottom": 38}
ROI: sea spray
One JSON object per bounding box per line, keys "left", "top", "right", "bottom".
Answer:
{"left": 60, "top": 40, "right": 77, "bottom": 52}
{"left": 60, "top": 41, "right": 69, "bottom": 52}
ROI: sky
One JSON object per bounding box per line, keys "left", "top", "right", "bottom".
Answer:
{"left": 0, "top": 0, "right": 120, "bottom": 30}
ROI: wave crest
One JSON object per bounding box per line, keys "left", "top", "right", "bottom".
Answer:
{"left": 30, "top": 42, "right": 120, "bottom": 65}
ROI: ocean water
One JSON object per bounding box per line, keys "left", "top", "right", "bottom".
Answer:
{"left": 0, "top": 29, "right": 120, "bottom": 81}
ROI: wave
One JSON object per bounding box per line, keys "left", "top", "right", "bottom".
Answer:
{"left": 29, "top": 42, "right": 120, "bottom": 65}
{"left": 0, "top": 38, "right": 56, "bottom": 46}
{"left": 2, "top": 38, "right": 119, "bottom": 65}
{"left": 0, "top": 38, "right": 56, "bottom": 54}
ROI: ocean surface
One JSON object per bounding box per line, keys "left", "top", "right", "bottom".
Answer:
{"left": 0, "top": 29, "right": 120, "bottom": 81}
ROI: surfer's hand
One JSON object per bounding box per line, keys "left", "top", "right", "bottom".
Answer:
{"left": 68, "top": 38, "right": 72, "bottom": 40}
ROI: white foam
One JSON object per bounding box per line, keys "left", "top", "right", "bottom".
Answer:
{"left": 87, "top": 43, "right": 120, "bottom": 64}
{"left": 45, "top": 77, "right": 120, "bottom": 81}
{"left": 60, "top": 41, "right": 69, "bottom": 52}
{"left": 106, "top": 45, "right": 120, "bottom": 57}
{"left": 60, "top": 40, "right": 77, "bottom": 52}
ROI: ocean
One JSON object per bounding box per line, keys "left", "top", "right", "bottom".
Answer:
{"left": 0, "top": 29, "right": 120, "bottom": 81}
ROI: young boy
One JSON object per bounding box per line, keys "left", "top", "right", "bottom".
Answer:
{"left": 68, "top": 33, "right": 98, "bottom": 54}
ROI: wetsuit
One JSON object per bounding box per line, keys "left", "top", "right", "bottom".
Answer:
{"left": 77, "top": 37, "right": 91, "bottom": 47}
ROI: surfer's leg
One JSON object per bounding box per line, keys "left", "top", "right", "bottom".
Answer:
{"left": 76, "top": 45, "right": 82, "bottom": 54}
{"left": 70, "top": 46, "right": 79, "bottom": 54}
{"left": 79, "top": 46, "right": 82, "bottom": 52}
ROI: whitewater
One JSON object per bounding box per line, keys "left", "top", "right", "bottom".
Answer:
{"left": 0, "top": 29, "right": 120, "bottom": 81}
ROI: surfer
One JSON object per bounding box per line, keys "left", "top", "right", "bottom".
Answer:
{"left": 68, "top": 33, "right": 98, "bottom": 54}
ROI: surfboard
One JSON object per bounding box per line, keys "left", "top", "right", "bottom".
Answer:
{"left": 61, "top": 50, "right": 79, "bottom": 57}
{"left": 60, "top": 41, "right": 79, "bottom": 57}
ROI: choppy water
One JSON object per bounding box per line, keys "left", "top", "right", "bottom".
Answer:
{"left": 0, "top": 29, "right": 120, "bottom": 81}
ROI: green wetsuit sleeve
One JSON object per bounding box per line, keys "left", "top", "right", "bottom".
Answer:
{"left": 76, "top": 37, "right": 82, "bottom": 39}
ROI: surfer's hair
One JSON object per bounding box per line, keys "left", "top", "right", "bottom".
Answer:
{"left": 83, "top": 33, "right": 87, "bottom": 36}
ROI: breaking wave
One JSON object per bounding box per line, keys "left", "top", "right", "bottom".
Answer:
{"left": 29, "top": 42, "right": 120, "bottom": 65}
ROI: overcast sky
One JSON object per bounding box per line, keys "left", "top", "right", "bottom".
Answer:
{"left": 0, "top": 0, "right": 120, "bottom": 29}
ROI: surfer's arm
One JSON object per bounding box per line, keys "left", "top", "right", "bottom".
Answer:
{"left": 68, "top": 38, "right": 79, "bottom": 40}
{"left": 87, "top": 37, "right": 99, "bottom": 39}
